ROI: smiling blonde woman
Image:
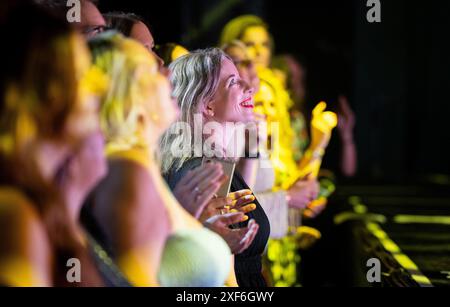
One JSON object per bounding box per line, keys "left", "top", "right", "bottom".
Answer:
{"left": 160, "top": 48, "right": 271, "bottom": 287}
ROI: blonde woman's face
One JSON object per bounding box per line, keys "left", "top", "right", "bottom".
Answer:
{"left": 65, "top": 33, "right": 102, "bottom": 143}
{"left": 254, "top": 81, "right": 277, "bottom": 121}
{"left": 241, "top": 26, "right": 271, "bottom": 69}
{"left": 208, "top": 57, "right": 255, "bottom": 124}
{"left": 150, "top": 74, "right": 179, "bottom": 138}
{"left": 225, "top": 45, "right": 260, "bottom": 92}
{"left": 135, "top": 53, "right": 179, "bottom": 144}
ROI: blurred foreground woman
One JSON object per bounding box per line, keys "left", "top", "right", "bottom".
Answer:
{"left": 83, "top": 33, "right": 235, "bottom": 286}
{"left": 0, "top": 1, "right": 120, "bottom": 286}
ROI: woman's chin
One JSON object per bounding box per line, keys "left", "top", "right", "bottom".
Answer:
{"left": 241, "top": 112, "right": 255, "bottom": 123}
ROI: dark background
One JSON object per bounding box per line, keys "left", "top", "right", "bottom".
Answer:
{"left": 99, "top": 0, "right": 450, "bottom": 183}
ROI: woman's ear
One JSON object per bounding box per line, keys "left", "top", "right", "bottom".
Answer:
{"left": 202, "top": 101, "right": 215, "bottom": 118}
{"left": 136, "top": 112, "right": 147, "bottom": 134}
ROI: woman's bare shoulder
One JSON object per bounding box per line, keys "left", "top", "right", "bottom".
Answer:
{"left": 0, "top": 187, "right": 42, "bottom": 226}
{"left": 100, "top": 158, "right": 153, "bottom": 199}
{"left": 0, "top": 187, "right": 51, "bottom": 286}
{"left": 96, "top": 158, "right": 166, "bottom": 215}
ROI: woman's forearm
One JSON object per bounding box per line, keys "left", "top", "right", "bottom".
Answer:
{"left": 340, "top": 138, "right": 357, "bottom": 177}
{"left": 254, "top": 190, "right": 289, "bottom": 239}
{"left": 237, "top": 159, "right": 259, "bottom": 190}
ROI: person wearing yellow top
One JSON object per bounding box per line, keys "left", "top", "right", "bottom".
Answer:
{"left": 83, "top": 32, "right": 238, "bottom": 286}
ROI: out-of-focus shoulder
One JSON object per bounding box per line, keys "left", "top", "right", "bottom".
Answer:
{"left": 0, "top": 187, "right": 41, "bottom": 222}
{"left": 0, "top": 187, "right": 51, "bottom": 286}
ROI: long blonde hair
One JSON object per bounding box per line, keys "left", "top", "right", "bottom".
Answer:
{"left": 159, "top": 48, "right": 228, "bottom": 174}
{"left": 88, "top": 32, "right": 160, "bottom": 153}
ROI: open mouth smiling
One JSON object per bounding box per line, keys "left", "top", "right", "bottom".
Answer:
{"left": 239, "top": 97, "right": 254, "bottom": 109}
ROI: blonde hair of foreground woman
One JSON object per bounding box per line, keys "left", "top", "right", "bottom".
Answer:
{"left": 88, "top": 32, "right": 236, "bottom": 286}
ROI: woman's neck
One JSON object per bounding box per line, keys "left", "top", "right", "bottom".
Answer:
{"left": 60, "top": 184, "right": 87, "bottom": 245}
{"left": 204, "top": 126, "right": 242, "bottom": 161}
{"left": 63, "top": 187, "right": 83, "bottom": 221}
{"left": 33, "top": 141, "right": 67, "bottom": 184}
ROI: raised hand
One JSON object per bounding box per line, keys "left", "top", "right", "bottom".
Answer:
{"left": 303, "top": 197, "right": 328, "bottom": 219}
{"left": 337, "top": 95, "right": 356, "bottom": 142}
{"left": 204, "top": 212, "right": 259, "bottom": 254}
{"left": 309, "top": 101, "right": 338, "bottom": 151}
{"left": 172, "top": 162, "right": 227, "bottom": 219}
{"left": 287, "top": 177, "right": 320, "bottom": 209}
{"left": 199, "top": 189, "right": 257, "bottom": 223}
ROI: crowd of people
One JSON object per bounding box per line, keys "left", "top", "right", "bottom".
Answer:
{"left": 0, "top": 0, "right": 357, "bottom": 287}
